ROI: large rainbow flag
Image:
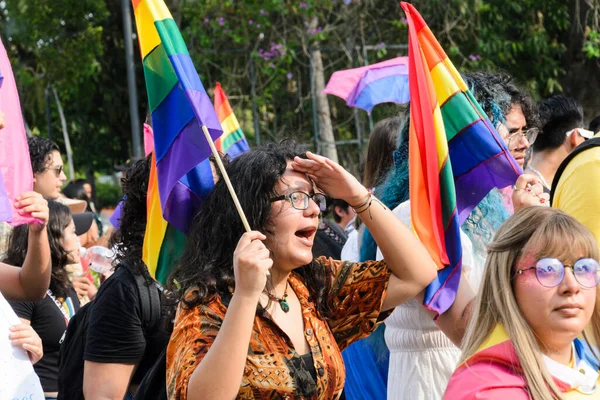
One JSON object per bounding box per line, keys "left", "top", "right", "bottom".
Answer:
{"left": 132, "top": 0, "right": 222, "bottom": 282}
{"left": 214, "top": 82, "right": 250, "bottom": 159}
{"left": 402, "top": 2, "right": 522, "bottom": 315}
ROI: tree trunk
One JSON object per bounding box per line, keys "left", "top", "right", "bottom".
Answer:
{"left": 309, "top": 42, "right": 338, "bottom": 163}
{"left": 52, "top": 87, "right": 75, "bottom": 181}
{"left": 561, "top": 0, "right": 600, "bottom": 122}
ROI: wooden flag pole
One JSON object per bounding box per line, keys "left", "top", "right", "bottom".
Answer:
{"left": 201, "top": 125, "right": 251, "bottom": 232}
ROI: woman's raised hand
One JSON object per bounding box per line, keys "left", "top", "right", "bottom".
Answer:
{"left": 233, "top": 231, "right": 273, "bottom": 299}
{"left": 511, "top": 174, "right": 550, "bottom": 213}
{"left": 292, "top": 152, "right": 368, "bottom": 205}
{"left": 15, "top": 192, "right": 49, "bottom": 232}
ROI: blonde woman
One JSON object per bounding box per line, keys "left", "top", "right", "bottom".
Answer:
{"left": 444, "top": 206, "right": 600, "bottom": 399}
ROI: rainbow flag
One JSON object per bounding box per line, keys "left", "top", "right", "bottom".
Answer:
{"left": 402, "top": 2, "right": 521, "bottom": 315}
{"left": 132, "top": 0, "right": 222, "bottom": 282}
{"left": 214, "top": 83, "right": 250, "bottom": 159}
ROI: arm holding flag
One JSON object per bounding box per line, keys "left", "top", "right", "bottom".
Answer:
{"left": 293, "top": 152, "right": 438, "bottom": 310}
{"left": 0, "top": 191, "right": 50, "bottom": 300}
{"left": 183, "top": 152, "right": 437, "bottom": 399}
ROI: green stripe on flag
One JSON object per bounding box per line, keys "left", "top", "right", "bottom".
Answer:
{"left": 466, "top": 90, "right": 488, "bottom": 121}
{"left": 441, "top": 92, "right": 480, "bottom": 141}
{"left": 154, "top": 19, "right": 189, "bottom": 57}
{"left": 221, "top": 128, "right": 245, "bottom": 151}
{"left": 143, "top": 44, "right": 178, "bottom": 113}
{"left": 155, "top": 224, "right": 187, "bottom": 286}
{"left": 439, "top": 160, "right": 457, "bottom": 226}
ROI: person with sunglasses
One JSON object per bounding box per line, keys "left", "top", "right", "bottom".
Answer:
{"left": 525, "top": 96, "right": 592, "bottom": 194}
{"left": 445, "top": 206, "right": 600, "bottom": 399}
{"left": 27, "top": 136, "right": 67, "bottom": 200}
{"left": 166, "top": 141, "right": 437, "bottom": 400}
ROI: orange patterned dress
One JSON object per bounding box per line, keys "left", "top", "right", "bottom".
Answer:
{"left": 166, "top": 257, "right": 392, "bottom": 399}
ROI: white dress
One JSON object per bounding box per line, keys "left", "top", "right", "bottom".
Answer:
{"left": 376, "top": 200, "right": 482, "bottom": 400}
{"left": 341, "top": 229, "right": 360, "bottom": 262}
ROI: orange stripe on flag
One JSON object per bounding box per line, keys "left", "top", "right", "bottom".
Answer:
{"left": 409, "top": 124, "right": 444, "bottom": 267}
{"left": 417, "top": 29, "right": 446, "bottom": 71}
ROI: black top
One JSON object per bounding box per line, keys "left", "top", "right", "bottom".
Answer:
{"left": 84, "top": 266, "right": 171, "bottom": 385}
{"left": 312, "top": 219, "right": 348, "bottom": 260}
{"left": 9, "top": 287, "right": 80, "bottom": 392}
{"left": 289, "top": 352, "right": 318, "bottom": 396}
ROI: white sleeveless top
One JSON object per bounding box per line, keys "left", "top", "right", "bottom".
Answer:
{"left": 376, "top": 200, "right": 482, "bottom": 400}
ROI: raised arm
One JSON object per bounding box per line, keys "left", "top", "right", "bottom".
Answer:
{"left": 0, "top": 192, "right": 50, "bottom": 300}
{"left": 292, "top": 152, "right": 437, "bottom": 310}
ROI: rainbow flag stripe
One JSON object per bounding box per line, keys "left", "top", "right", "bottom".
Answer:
{"left": 133, "top": 0, "right": 222, "bottom": 282}
{"left": 402, "top": 3, "right": 521, "bottom": 315}
{"left": 214, "top": 82, "right": 250, "bottom": 159}
{"left": 142, "top": 126, "right": 188, "bottom": 284}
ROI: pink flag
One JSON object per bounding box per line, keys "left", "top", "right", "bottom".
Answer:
{"left": 143, "top": 123, "right": 154, "bottom": 156}
{"left": 0, "top": 36, "right": 35, "bottom": 225}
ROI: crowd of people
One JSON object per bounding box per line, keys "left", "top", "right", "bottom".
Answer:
{"left": 1, "top": 63, "right": 600, "bottom": 400}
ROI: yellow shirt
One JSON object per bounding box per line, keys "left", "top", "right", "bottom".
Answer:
{"left": 554, "top": 133, "right": 600, "bottom": 249}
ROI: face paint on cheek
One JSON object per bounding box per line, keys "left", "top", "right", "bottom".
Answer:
{"left": 517, "top": 273, "right": 539, "bottom": 288}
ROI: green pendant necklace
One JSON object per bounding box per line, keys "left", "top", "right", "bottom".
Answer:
{"left": 267, "top": 281, "right": 290, "bottom": 313}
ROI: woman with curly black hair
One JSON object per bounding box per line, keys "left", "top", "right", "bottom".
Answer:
{"left": 166, "top": 141, "right": 437, "bottom": 400}
{"left": 82, "top": 156, "right": 172, "bottom": 400}
{"left": 6, "top": 200, "right": 81, "bottom": 399}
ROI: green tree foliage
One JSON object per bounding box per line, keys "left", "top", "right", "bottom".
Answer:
{"left": 1, "top": 0, "right": 598, "bottom": 175}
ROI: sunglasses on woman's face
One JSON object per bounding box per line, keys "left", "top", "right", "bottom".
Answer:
{"left": 515, "top": 258, "right": 600, "bottom": 288}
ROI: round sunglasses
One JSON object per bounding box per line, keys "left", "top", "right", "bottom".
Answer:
{"left": 515, "top": 258, "right": 600, "bottom": 288}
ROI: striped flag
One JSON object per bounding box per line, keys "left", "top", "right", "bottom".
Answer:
{"left": 402, "top": 2, "right": 521, "bottom": 315}
{"left": 132, "top": 0, "right": 222, "bottom": 282}
{"left": 214, "top": 82, "right": 250, "bottom": 159}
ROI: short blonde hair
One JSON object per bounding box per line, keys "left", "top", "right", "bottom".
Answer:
{"left": 459, "top": 206, "right": 600, "bottom": 400}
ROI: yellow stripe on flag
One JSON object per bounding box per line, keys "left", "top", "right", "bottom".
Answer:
{"left": 220, "top": 113, "right": 241, "bottom": 136}
{"left": 142, "top": 155, "right": 168, "bottom": 279}
{"left": 133, "top": 1, "right": 161, "bottom": 59}
{"left": 430, "top": 62, "right": 460, "bottom": 106}
{"left": 443, "top": 58, "right": 468, "bottom": 92}
{"left": 143, "top": 0, "right": 172, "bottom": 22}
{"left": 432, "top": 106, "right": 448, "bottom": 168}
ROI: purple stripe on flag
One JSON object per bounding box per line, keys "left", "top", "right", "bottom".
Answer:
{"left": 156, "top": 118, "right": 220, "bottom": 233}
{"left": 184, "top": 88, "right": 222, "bottom": 137}
{"left": 110, "top": 199, "right": 124, "bottom": 230}
{"left": 353, "top": 74, "right": 410, "bottom": 113}
{"left": 163, "top": 180, "right": 203, "bottom": 233}
{"left": 423, "top": 212, "right": 463, "bottom": 314}
{"left": 163, "top": 159, "right": 214, "bottom": 232}
{"left": 0, "top": 173, "right": 11, "bottom": 222}
{"left": 455, "top": 153, "right": 520, "bottom": 224}
{"left": 349, "top": 64, "right": 409, "bottom": 105}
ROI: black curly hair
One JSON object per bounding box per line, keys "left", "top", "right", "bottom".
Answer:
{"left": 3, "top": 200, "right": 73, "bottom": 298}
{"left": 109, "top": 156, "right": 151, "bottom": 276}
{"left": 27, "top": 136, "right": 61, "bottom": 174}
{"left": 170, "top": 141, "right": 334, "bottom": 318}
